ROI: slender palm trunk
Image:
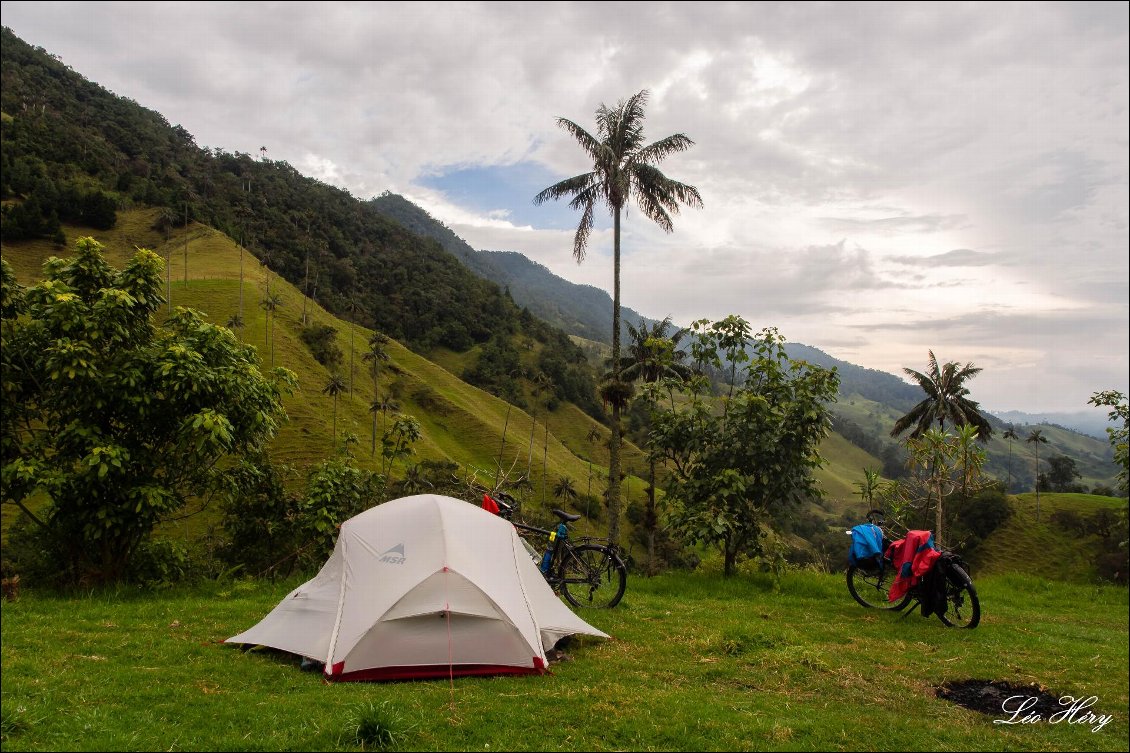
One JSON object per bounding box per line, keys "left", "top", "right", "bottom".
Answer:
{"left": 1006, "top": 440, "right": 1013, "bottom": 490}
{"left": 371, "top": 410, "right": 378, "bottom": 457}
{"left": 238, "top": 234, "right": 244, "bottom": 326}
{"left": 166, "top": 247, "right": 172, "bottom": 314}
{"left": 527, "top": 414, "right": 536, "bottom": 480}
{"left": 608, "top": 207, "right": 623, "bottom": 547}
{"left": 647, "top": 456, "right": 657, "bottom": 575}
{"left": 1034, "top": 445, "right": 1041, "bottom": 522}
{"left": 496, "top": 403, "right": 512, "bottom": 489}
{"left": 302, "top": 253, "right": 309, "bottom": 325}
{"left": 935, "top": 475, "right": 944, "bottom": 547}
{"left": 542, "top": 415, "right": 549, "bottom": 507}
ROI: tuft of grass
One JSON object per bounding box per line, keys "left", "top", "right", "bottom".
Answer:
{"left": 0, "top": 702, "right": 37, "bottom": 742}
{"left": 342, "top": 700, "right": 410, "bottom": 751}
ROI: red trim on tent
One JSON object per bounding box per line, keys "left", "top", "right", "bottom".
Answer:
{"left": 324, "top": 661, "right": 546, "bottom": 682}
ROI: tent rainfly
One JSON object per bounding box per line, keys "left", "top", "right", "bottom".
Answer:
{"left": 226, "top": 494, "right": 609, "bottom": 681}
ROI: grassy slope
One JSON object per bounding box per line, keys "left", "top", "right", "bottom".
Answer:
{"left": 1, "top": 570, "right": 1126, "bottom": 752}
{"left": 1, "top": 212, "right": 873, "bottom": 499}
{"left": 0, "top": 212, "right": 652, "bottom": 536}
{"left": 973, "top": 493, "right": 1128, "bottom": 581}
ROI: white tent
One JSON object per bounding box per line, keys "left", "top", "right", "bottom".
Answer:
{"left": 226, "top": 494, "right": 608, "bottom": 681}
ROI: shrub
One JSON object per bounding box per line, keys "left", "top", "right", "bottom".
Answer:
{"left": 299, "top": 324, "right": 343, "bottom": 369}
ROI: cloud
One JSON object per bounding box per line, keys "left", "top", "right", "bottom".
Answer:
{"left": 1, "top": 0, "right": 1125, "bottom": 413}
{"left": 888, "top": 249, "right": 1000, "bottom": 268}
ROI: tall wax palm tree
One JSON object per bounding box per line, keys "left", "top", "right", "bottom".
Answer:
{"left": 363, "top": 333, "right": 391, "bottom": 388}
{"left": 621, "top": 316, "right": 690, "bottom": 574}
{"left": 553, "top": 476, "right": 578, "bottom": 508}
{"left": 259, "top": 292, "right": 282, "bottom": 369}
{"left": 534, "top": 89, "right": 702, "bottom": 546}
{"left": 1027, "top": 428, "right": 1049, "bottom": 522}
{"left": 890, "top": 350, "right": 994, "bottom": 443}
{"left": 225, "top": 314, "right": 244, "bottom": 341}
{"left": 368, "top": 395, "right": 400, "bottom": 458}
{"left": 1003, "top": 426, "right": 1019, "bottom": 491}
{"left": 322, "top": 374, "right": 348, "bottom": 448}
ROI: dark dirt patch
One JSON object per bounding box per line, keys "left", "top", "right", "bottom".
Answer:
{"left": 936, "top": 679, "right": 1062, "bottom": 716}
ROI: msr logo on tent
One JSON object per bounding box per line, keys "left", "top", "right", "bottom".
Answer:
{"left": 379, "top": 544, "right": 406, "bottom": 565}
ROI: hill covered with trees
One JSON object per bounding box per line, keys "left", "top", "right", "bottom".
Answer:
{"left": 0, "top": 26, "right": 601, "bottom": 418}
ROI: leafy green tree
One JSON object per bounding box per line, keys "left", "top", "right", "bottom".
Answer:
{"left": 219, "top": 452, "right": 302, "bottom": 579}
{"left": 1089, "top": 390, "right": 1129, "bottom": 494}
{"left": 299, "top": 324, "right": 343, "bottom": 369}
{"left": 887, "top": 425, "right": 989, "bottom": 546}
{"left": 0, "top": 238, "right": 295, "bottom": 583}
{"left": 302, "top": 454, "right": 383, "bottom": 563}
{"left": 535, "top": 89, "right": 702, "bottom": 547}
{"left": 381, "top": 415, "right": 422, "bottom": 477}
{"left": 891, "top": 351, "right": 993, "bottom": 443}
{"left": 1026, "top": 429, "right": 1049, "bottom": 521}
{"left": 646, "top": 321, "right": 839, "bottom": 576}
{"left": 1046, "top": 454, "right": 1082, "bottom": 492}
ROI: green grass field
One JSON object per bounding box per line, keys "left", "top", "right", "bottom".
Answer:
{"left": 1, "top": 570, "right": 1126, "bottom": 751}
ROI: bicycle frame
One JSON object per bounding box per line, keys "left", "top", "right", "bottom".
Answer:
{"left": 482, "top": 491, "right": 627, "bottom": 609}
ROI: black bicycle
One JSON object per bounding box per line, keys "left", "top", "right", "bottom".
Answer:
{"left": 484, "top": 491, "right": 627, "bottom": 609}
{"left": 845, "top": 510, "right": 980, "bottom": 629}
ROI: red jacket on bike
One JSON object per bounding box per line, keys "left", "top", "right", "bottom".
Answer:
{"left": 887, "top": 530, "right": 940, "bottom": 602}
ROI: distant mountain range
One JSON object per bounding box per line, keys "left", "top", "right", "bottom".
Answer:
{"left": 369, "top": 192, "right": 660, "bottom": 345}
{"left": 990, "top": 410, "right": 1112, "bottom": 441}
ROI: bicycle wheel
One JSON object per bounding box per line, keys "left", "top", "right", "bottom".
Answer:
{"left": 846, "top": 563, "right": 911, "bottom": 611}
{"left": 561, "top": 544, "right": 627, "bottom": 609}
{"left": 936, "top": 564, "right": 980, "bottom": 629}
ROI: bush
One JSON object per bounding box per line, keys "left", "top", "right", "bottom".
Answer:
{"left": 948, "top": 487, "right": 1011, "bottom": 553}
{"left": 126, "top": 538, "right": 195, "bottom": 588}
{"left": 0, "top": 514, "right": 75, "bottom": 589}
{"left": 299, "top": 324, "right": 343, "bottom": 369}
{"left": 219, "top": 454, "right": 305, "bottom": 579}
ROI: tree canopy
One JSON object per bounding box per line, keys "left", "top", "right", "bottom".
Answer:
{"left": 645, "top": 319, "right": 840, "bottom": 576}
{"left": 891, "top": 350, "right": 993, "bottom": 443}
{"left": 0, "top": 238, "right": 295, "bottom": 583}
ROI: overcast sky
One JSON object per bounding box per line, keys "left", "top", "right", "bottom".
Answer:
{"left": 3, "top": 1, "right": 1127, "bottom": 415}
